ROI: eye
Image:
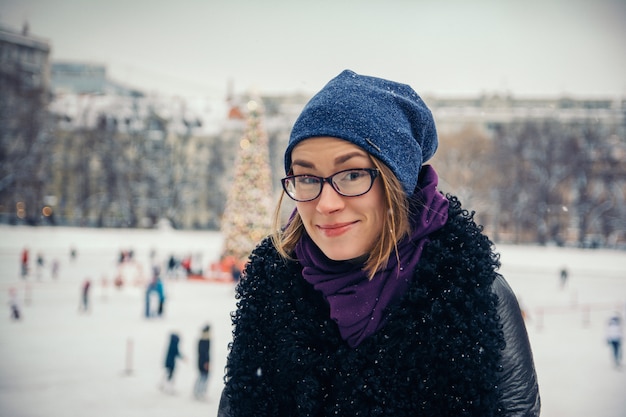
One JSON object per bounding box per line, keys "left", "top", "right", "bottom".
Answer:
{"left": 295, "top": 175, "right": 321, "bottom": 185}
{"left": 342, "top": 170, "right": 368, "bottom": 181}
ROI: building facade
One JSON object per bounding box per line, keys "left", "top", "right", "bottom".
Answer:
{"left": 0, "top": 24, "right": 52, "bottom": 224}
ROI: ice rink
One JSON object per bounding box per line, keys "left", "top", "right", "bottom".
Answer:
{"left": 1, "top": 225, "right": 624, "bottom": 416}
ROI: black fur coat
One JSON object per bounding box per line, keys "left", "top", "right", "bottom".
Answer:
{"left": 219, "top": 195, "right": 540, "bottom": 416}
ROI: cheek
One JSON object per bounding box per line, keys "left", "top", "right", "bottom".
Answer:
{"left": 295, "top": 203, "right": 310, "bottom": 218}
{"left": 369, "top": 184, "right": 387, "bottom": 223}
{"left": 295, "top": 203, "right": 314, "bottom": 229}
{"left": 369, "top": 207, "right": 386, "bottom": 238}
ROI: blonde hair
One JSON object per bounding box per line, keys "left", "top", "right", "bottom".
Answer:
{"left": 271, "top": 155, "right": 411, "bottom": 280}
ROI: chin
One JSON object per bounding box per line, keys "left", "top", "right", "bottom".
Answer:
{"left": 320, "top": 245, "right": 364, "bottom": 262}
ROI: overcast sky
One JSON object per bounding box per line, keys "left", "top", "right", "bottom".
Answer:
{"left": 2, "top": 0, "right": 625, "bottom": 100}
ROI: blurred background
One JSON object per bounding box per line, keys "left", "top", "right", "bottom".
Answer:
{"left": 1, "top": 1, "right": 626, "bottom": 416}
{"left": 1, "top": 0, "right": 625, "bottom": 249}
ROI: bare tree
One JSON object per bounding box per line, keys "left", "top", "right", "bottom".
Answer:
{"left": 491, "top": 118, "right": 625, "bottom": 246}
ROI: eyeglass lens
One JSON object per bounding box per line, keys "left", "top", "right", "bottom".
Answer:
{"left": 283, "top": 169, "right": 376, "bottom": 202}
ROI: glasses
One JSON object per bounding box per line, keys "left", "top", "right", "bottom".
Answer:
{"left": 281, "top": 168, "right": 380, "bottom": 202}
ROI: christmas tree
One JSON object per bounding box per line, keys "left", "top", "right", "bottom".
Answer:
{"left": 220, "top": 99, "right": 274, "bottom": 263}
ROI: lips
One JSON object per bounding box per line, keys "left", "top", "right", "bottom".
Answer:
{"left": 317, "top": 222, "right": 356, "bottom": 237}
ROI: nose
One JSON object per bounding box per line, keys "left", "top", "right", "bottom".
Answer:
{"left": 315, "top": 181, "right": 345, "bottom": 214}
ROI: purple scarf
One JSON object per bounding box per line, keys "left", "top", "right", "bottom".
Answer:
{"left": 295, "top": 165, "right": 449, "bottom": 347}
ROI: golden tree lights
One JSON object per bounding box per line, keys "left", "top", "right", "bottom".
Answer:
{"left": 16, "top": 202, "right": 26, "bottom": 219}
{"left": 221, "top": 100, "right": 274, "bottom": 261}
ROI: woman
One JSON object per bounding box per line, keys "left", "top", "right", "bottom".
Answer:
{"left": 218, "top": 70, "right": 540, "bottom": 416}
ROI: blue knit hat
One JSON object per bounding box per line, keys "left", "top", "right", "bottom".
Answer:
{"left": 285, "top": 70, "right": 438, "bottom": 196}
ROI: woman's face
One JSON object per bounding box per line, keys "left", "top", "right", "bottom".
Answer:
{"left": 290, "top": 137, "right": 385, "bottom": 261}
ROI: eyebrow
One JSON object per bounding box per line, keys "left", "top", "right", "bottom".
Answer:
{"left": 291, "top": 151, "right": 368, "bottom": 169}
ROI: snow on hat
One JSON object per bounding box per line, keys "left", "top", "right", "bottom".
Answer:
{"left": 285, "top": 69, "right": 438, "bottom": 196}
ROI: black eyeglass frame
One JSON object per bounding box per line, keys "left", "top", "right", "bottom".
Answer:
{"left": 281, "top": 168, "right": 380, "bottom": 202}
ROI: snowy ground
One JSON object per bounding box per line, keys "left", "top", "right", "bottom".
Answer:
{"left": 0, "top": 225, "right": 624, "bottom": 417}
